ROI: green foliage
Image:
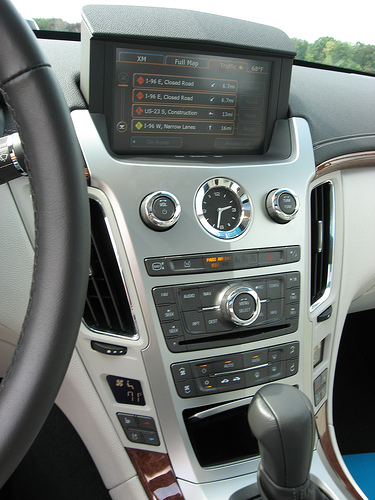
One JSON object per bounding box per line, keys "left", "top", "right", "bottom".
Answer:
{"left": 34, "top": 18, "right": 80, "bottom": 33}
{"left": 292, "top": 37, "right": 375, "bottom": 74}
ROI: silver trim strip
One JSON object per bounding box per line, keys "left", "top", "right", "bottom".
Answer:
{"left": 188, "top": 397, "right": 253, "bottom": 421}
{"left": 310, "top": 180, "right": 335, "bottom": 313}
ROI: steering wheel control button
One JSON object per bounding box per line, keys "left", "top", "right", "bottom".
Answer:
{"left": 91, "top": 341, "right": 128, "bottom": 356}
{"left": 195, "top": 177, "right": 252, "bottom": 239}
{"left": 0, "top": 133, "right": 27, "bottom": 184}
{"left": 140, "top": 191, "right": 181, "bottom": 230}
{"left": 107, "top": 376, "right": 146, "bottom": 406}
{"left": 266, "top": 188, "right": 300, "bottom": 224}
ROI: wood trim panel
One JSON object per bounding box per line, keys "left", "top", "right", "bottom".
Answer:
{"left": 315, "top": 403, "right": 366, "bottom": 500}
{"left": 126, "top": 448, "right": 184, "bottom": 500}
{"left": 316, "top": 151, "right": 375, "bottom": 178}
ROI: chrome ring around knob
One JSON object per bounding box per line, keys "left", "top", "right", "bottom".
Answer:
{"left": 140, "top": 191, "right": 181, "bottom": 231}
{"left": 221, "top": 285, "right": 261, "bottom": 327}
{"left": 266, "top": 188, "right": 299, "bottom": 224}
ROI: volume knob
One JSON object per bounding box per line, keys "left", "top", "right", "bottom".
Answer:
{"left": 140, "top": 191, "right": 181, "bottom": 231}
{"left": 221, "top": 285, "right": 261, "bottom": 326}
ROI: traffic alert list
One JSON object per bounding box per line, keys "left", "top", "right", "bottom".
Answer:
{"left": 114, "top": 50, "right": 270, "bottom": 152}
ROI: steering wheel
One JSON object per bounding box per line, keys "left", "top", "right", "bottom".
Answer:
{"left": 0, "top": 0, "right": 90, "bottom": 487}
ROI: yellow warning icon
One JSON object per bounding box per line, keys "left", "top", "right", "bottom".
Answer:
{"left": 135, "top": 122, "right": 143, "bottom": 130}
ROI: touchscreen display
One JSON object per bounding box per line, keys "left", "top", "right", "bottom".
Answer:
{"left": 112, "top": 47, "right": 272, "bottom": 155}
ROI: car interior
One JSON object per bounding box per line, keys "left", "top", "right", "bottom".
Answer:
{"left": 0, "top": 1, "right": 375, "bottom": 499}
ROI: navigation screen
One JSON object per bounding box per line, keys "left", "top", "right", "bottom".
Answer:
{"left": 112, "top": 47, "right": 272, "bottom": 155}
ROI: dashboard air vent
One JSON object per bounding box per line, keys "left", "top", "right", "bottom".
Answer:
{"left": 310, "top": 181, "right": 334, "bottom": 307}
{"left": 84, "top": 198, "right": 137, "bottom": 338}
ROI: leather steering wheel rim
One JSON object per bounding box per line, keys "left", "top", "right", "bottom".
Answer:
{"left": 0, "top": 0, "right": 90, "bottom": 487}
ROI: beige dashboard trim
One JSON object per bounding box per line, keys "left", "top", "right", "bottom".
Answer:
{"left": 316, "top": 403, "right": 367, "bottom": 500}
{"left": 316, "top": 151, "right": 375, "bottom": 178}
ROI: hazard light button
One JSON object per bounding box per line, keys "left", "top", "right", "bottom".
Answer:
{"left": 258, "top": 248, "right": 286, "bottom": 266}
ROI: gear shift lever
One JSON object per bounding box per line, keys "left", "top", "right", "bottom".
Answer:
{"left": 248, "top": 384, "right": 330, "bottom": 499}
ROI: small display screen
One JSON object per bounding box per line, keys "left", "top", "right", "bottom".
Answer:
{"left": 112, "top": 47, "right": 272, "bottom": 155}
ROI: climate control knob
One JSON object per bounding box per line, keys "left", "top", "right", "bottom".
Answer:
{"left": 266, "top": 188, "right": 299, "bottom": 224}
{"left": 221, "top": 285, "right": 261, "bottom": 326}
{"left": 140, "top": 191, "right": 181, "bottom": 231}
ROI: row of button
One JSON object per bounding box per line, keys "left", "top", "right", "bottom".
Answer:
{"left": 117, "top": 413, "right": 160, "bottom": 446}
{"left": 314, "top": 368, "right": 328, "bottom": 406}
{"left": 171, "top": 342, "right": 299, "bottom": 398}
{"left": 155, "top": 273, "right": 299, "bottom": 310}
{"left": 146, "top": 245, "right": 300, "bottom": 276}
{"left": 154, "top": 273, "right": 300, "bottom": 352}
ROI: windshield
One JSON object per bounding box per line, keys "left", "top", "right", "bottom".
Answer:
{"left": 11, "top": 0, "right": 375, "bottom": 74}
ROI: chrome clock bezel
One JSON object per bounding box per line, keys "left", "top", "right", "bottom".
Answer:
{"left": 195, "top": 177, "right": 252, "bottom": 239}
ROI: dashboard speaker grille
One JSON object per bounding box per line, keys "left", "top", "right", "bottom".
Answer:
{"left": 310, "top": 181, "right": 333, "bottom": 306}
{"left": 83, "top": 198, "right": 137, "bottom": 338}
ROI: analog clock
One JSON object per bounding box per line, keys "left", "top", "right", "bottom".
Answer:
{"left": 195, "top": 178, "right": 251, "bottom": 239}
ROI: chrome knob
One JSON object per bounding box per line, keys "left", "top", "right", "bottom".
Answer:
{"left": 140, "top": 191, "right": 181, "bottom": 231}
{"left": 266, "top": 188, "right": 299, "bottom": 224}
{"left": 221, "top": 285, "right": 260, "bottom": 326}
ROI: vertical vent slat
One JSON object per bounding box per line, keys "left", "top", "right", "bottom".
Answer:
{"left": 83, "top": 199, "right": 137, "bottom": 338}
{"left": 311, "top": 182, "right": 333, "bottom": 306}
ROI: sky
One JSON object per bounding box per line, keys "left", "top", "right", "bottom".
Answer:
{"left": 11, "top": 0, "right": 375, "bottom": 46}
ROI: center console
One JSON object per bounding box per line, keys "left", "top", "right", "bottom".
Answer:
{"left": 73, "top": 5, "right": 321, "bottom": 495}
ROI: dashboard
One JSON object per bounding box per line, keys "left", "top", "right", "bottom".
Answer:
{"left": 1, "top": 4, "right": 375, "bottom": 500}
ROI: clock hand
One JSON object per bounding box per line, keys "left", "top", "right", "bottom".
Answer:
{"left": 221, "top": 205, "right": 233, "bottom": 212}
{"left": 216, "top": 207, "right": 223, "bottom": 228}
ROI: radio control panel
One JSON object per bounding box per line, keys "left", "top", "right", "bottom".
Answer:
{"left": 153, "top": 271, "right": 300, "bottom": 352}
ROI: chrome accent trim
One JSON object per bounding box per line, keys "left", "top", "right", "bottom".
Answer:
{"left": 222, "top": 285, "right": 261, "bottom": 326}
{"left": 195, "top": 177, "right": 252, "bottom": 239}
{"left": 188, "top": 397, "right": 253, "bottom": 421}
{"left": 310, "top": 180, "right": 335, "bottom": 313}
{"left": 266, "top": 187, "right": 300, "bottom": 223}
{"left": 140, "top": 190, "right": 181, "bottom": 230}
{"left": 214, "top": 364, "right": 269, "bottom": 378}
{"left": 7, "top": 134, "right": 27, "bottom": 175}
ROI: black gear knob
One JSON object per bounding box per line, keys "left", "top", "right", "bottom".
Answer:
{"left": 248, "top": 384, "right": 315, "bottom": 489}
